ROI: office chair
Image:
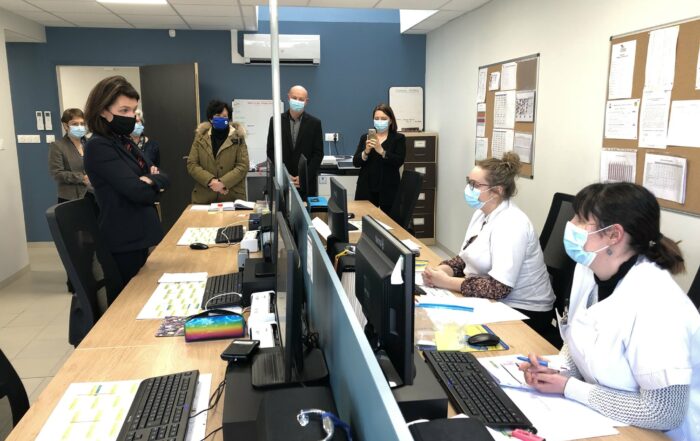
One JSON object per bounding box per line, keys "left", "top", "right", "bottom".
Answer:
{"left": 688, "top": 266, "right": 700, "bottom": 310}
{"left": 539, "top": 192, "right": 576, "bottom": 348}
{"left": 0, "top": 349, "right": 29, "bottom": 426}
{"left": 46, "top": 197, "right": 123, "bottom": 347}
{"left": 389, "top": 170, "right": 423, "bottom": 234}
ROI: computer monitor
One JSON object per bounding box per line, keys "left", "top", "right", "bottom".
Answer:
{"left": 328, "top": 177, "right": 350, "bottom": 244}
{"left": 265, "top": 157, "right": 274, "bottom": 209}
{"left": 355, "top": 215, "right": 415, "bottom": 387}
{"left": 298, "top": 153, "right": 309, "bottom": 200}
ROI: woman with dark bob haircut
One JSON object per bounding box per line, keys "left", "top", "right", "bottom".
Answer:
{"left": 83, "top": 75, "right": 169, "bottom": 286}
{"left": 519, "top": 182, "right": 699, "bottom": 438}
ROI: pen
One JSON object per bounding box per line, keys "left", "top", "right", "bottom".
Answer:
{"left": 510, "top": 428, "right": 545, "bottom": 441}
{"left": 516, "top": 356, "right": 567, "bottom": 371}
{"left": 416, "top": 303, "right": 474, "bottom": 312}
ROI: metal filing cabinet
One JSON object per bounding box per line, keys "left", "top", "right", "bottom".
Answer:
{"left": 402, "top": 132, "right": 437, "bottom": 244}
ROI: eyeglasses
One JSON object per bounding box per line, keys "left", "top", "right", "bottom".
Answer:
{"left": 466, "top": 178, "right": 490, "bottom": 191}
{"left": 297, "top": 409, "right": 353, "bottom": 441}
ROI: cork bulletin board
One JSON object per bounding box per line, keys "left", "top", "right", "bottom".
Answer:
{"left": 475, "top": 54, "right": 539, "bottom": 179}
{"left": 603, "top": 17, "right": 700, "bottom": 217}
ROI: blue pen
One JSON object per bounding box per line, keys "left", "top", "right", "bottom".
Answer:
{"left": 417, "top": 303, "right": 474, "bottom": 312}
{"left": 516, "top": 356, "right": 566, "bottom": 371}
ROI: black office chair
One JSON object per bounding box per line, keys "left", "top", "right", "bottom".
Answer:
{"left": 0, "top": 349, "right": 29, "bottom": 426}
{"left": 688, "top": 266, "right": 700, "bottom": 310}
{"left": 538, "top": 192, "right": 576, "bottom": 348}
{"left": 389, "top": 170, "right": 423, "bottom": 233}
{"left": 46, "top": 197, "right": 123, "bottom": 347}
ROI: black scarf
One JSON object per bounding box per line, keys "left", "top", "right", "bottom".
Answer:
{"left": 595, "top": 254, "right": 638, "bottom": 302}
{"left": 211, "top": 128, "right": 228, "bottom": 157}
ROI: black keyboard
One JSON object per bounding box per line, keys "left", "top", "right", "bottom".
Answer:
{"left": 116, "top": 370, "right": 199, "bottom": 441}
{"left": 201, "top": 272, "right": 243, "bottom": 309}
{"left": 215, "top": 225, "right": 244, "bottom": 244}
{"left": 251, "top": 349, "right": 286, "bottom": 388}
{"left": 424, "top": 351, "right": 534, "bottom": 431}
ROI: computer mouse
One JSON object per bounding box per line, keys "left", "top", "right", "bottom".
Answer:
{"left": 189, "top": 242, "right": 209, "bottom": 250}
{"left": 347, "top": 212, "right": 355, "bottom": 219}
{"left": 467, "top": 332, "right": 501, "bottom": 347}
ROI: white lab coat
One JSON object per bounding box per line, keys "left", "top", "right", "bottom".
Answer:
{"left": 560, "top": 257, "right": 700, "bottom": 438}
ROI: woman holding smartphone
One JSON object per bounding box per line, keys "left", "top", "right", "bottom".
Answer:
{"left": 352, "top": 103, "right": 406, "bottom": 214}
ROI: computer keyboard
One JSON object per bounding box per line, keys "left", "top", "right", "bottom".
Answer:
{"left": 423, "top": 351, "right": 534, "bottom": 431}
{"left": 116, "top": 370, "right": 199, "bottom": 441}
{"left": 201, "top": 272, "right": 243, "bottom": 309}
{"left": 215, "top": 225, "right": 244, "bottom": 244}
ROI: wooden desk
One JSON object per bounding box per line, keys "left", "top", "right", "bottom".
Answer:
{"left": 8, "top": 203, "right": 666, "bottom": 441}
{"left": 346, "top": 201, "right": 667, "bottom": 441}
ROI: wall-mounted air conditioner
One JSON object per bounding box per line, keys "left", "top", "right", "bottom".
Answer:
{"left": 243, "top": 34, "right": 320, "bottom": 65}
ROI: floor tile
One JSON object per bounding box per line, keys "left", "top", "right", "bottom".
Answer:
{"left": 0, "top": 313, "right": 19, "bottom": 327}
{"left": 0, "top": 398, "right": 12, "bottom": 440}
{"left": 35, "top": 323, "right": 70, "bottom": 341}
{"left": 29, "top": 377, "right": 53, "bottom": 404}
{"left": 50, "top": 350, "right": 74, "bottom": 376}
{"left": 5, "top": 310, "right": 61, "bottom": 328}
{"left": 15, "top": 338, "right": 73, "bottom": 359}
{"left": 11, "top": 355, "right": 65, "bottom": 379}
{"left": 21, "top": 377, "right": 45, "bottom": 398}
{"left": 0, "top": 326, "right": 45, "bottom": 359}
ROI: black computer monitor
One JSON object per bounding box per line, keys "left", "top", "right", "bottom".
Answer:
{"left": 265, "top": 157, "right": 274, "bottom": 209}
{"left": 328, "top": 177, "right": 349, "bottom": 244}
{"left": 298, "top": 153, "right": 309, "bottom": 200}
{"left": 355, "top": 215, "right": 415, "bottom": 387}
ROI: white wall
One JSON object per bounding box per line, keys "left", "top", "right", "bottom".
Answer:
{"left": 426, "top": 0, "right": 700, "bottom": 290}
{"left": 57, "top": 66, "right": 141, "bottom": 116}
{"left": 0, "top": 30, "right": 29, "bottom": 282}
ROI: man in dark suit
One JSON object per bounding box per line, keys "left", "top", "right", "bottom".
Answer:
{"left": 266, "top": 85, "right": 324, "bottom": 196}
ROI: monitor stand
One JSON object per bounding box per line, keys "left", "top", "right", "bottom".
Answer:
{"left": 376, "top": 350, "right": 404, "bottom": 388}
{"left": 392, "top": 352, "right": 448, "bottom": 421}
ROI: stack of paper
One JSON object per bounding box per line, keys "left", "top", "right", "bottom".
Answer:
{"left": 176, "top": 227, "right": 219, "bottom": 246}
{"left": 415, "top": 295, "right": 528, "bottom": 325}
{"left": 137, "top": 274, "right": 208, "bottom": 319}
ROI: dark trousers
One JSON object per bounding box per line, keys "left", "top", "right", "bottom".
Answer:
{"left": 58, "top": 197, "right": 74, "bottom": 292}
{"left": 112, "top": 249, "right": 148, "bottom": 286}
{"left": 513, "top": 307, "right": 562, "bottom": 349}
{"left": 367, "top": 191, "right": 392, "bottom": 215}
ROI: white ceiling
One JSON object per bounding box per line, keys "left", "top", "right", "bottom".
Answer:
{"left": 0, "top": 0, "right": 490, "bottom": 33}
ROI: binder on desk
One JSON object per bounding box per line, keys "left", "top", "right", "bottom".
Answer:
{"left": 307, "top": 196, "right": 328, "bottom": 213}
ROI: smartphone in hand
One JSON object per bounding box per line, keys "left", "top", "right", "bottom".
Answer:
{"left": 367, "top": 128, "right": 377, "bottom": 143}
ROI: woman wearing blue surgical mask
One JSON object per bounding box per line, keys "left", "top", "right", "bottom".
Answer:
{"left": 422, "top": 152, "right": 556, "bottom": 340}
{"left": 48, "top": 108, "right": 90, "bottom": 204}
{"left": 519, "top": 183, "right": 698, "bottom": 439}
{"left": 130, "top": 110, "right": 160, "bottom": 167}
{"left": 352, "top": 103, "right": 406, "bottom": 214}
{"left": 187, "top": 99, "right": 249, "bottom": 204}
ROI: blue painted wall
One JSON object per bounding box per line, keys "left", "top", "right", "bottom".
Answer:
{"left": 7, "top": 20, "right": 425, "bottom": 241}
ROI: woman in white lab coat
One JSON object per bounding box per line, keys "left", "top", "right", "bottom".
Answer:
{"left": 520, "top": 182, "right": 700, "bottom": 439}
{"left": 422, "top": 152, "right": 555, "bottom": 339}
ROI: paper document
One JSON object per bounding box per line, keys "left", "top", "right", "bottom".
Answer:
{"left": 177, "top": 227, "right": 219, "bottom": 246}
{"left": 476, "top": 121, "right": 486, "bottom": 138}
{"left": 489, "top": 72, "right": 500, "bottom": 90}
{"left": 415, "top": 295, "right": 528, "bottom": 325}
{"left": 190, "top": 205, "right": 211, "bottom": 212}
{"left": 492, "top": 129, "right": 514, "bottom": 159}
{"left": 479, "top": 354, "right": 565, "bottom": 390}
{"left": 500, "top": 62, "right": 517, "bottom": 90}
{"left": 477, "top": 68, "right": 488, "bottom": 103}
{"left": 600, "top": 149, "right": 636, "bottom": 183}
{"left": 417, "top": 286, "right": 453, "bottom": 297}
{"left": 604, "top": 99, "right": 639, "bottom": 139}
{"left": 158, "top": 272, "right": 208, "bottom": 283}
{"left": 321, "top": 155, "right": 338, "bottom": 166}
{"left": 477, "top": 102, "right": 486, "bottom": 113}
{"left": 643, "top": 153, "right": 687, "bottom": 204}
{"left": 36, "top": 374, "right": 212, "bottom": 441}
{"left": 311, "top": 217, "right": 331, "bottom": 240}
{"left": 341, "top": 272, "right": 367, "bottom": 328}
{"left": 233, "top": 199, "right": 255, "bottom": 210}
{"left": 515, "top": 90, "right": 535, "bottom": 122}
{"left": 391, "top": 256, "right": 404, "bottom": 285}
{"left": 494, "top": 91, "right": 516, "bottom": 129}
{"left": 209, "top": 201, "right": 235, "bottom": 211}
{"left": 608, "top": 40, "right": 636, "bottom": 99}
{"left": 415, "top": 271, "right": 424, "bottom": 286}
{"left": 475, "top": 137, "right": 488, "bottom": 161}
{"left": 137, "top": 281, "right": 205, "bottom": 319}
{"left": 513, "top": 132, "right": 533, "bottom": 164}
{"left": 639, "top": 88, "right": 671, "bottom": 148}
{"left": 645, "top": 26, "right": 679, "bottom": 90}
{"left": 667, "top": 100, "right": 700, "bottom": 147}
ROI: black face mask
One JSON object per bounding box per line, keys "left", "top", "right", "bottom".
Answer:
{"left": 105, "top": 113, "right": 136, "bottom": 136}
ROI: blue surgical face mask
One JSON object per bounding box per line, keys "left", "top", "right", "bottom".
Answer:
{"left": 131, "top": 122, "right": 144, "bottom": 137}
{"left": 211, "top": 116, "right": 229, "bottom": 130}
{"left": 289, "top": 98, "right": 305, "bottom": 113}
{"left": 374, "top": 119, "right": 390, "bottom": 133}
{"left": 68, "top": 125, "right": 87, "bottom": 139}
{"left": 463, "top": 184, "right": 493, "bottom": 209}
{"left": 563, "top": 221, "right": 612, "bottom": 267}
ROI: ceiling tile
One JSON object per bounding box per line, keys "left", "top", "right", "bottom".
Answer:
{"left": 375, "top": 0, "right": 449, "bottom": 9}
{"left": 428, "top": 9, "right": 465, "bottom": 20}
{"left": 440, "top": 0, "right": 490, "bottom": 11}
{"left": 26, "top": 0, "right": 110, "bottom": 13}
{"left": 307, "top": 0, "right": 377, "bottom": 6}
{"left": 173, "top": 4, "right": 241, "bottom": 17}
{"left": 0, "top": 0, "right": 44, "bottom": 12}
{"left": 239, "top": 5, "right": 256, "bottom": 15}
{"left": 183, "top": 15, "right": 244, "bottom": 27}
{"left": 238, "top": 0, "right": 311, "bottom": 6}
{"left": 75, "top": 22, "right": 133, "bottom": 28}
{"left": 98, "top": 4, "right": 178, "bottom": 15}
{"left": 121, "top": 14, "right": 187, "bottom": 26}
{"left": 52, "top": 12, "right": 129, "bottom": 24}
{"left": 10, "top": 10, "right": 62, "bottom": 21}
{"left": 168, "top": 0, "right": 237, "bottom": 4}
